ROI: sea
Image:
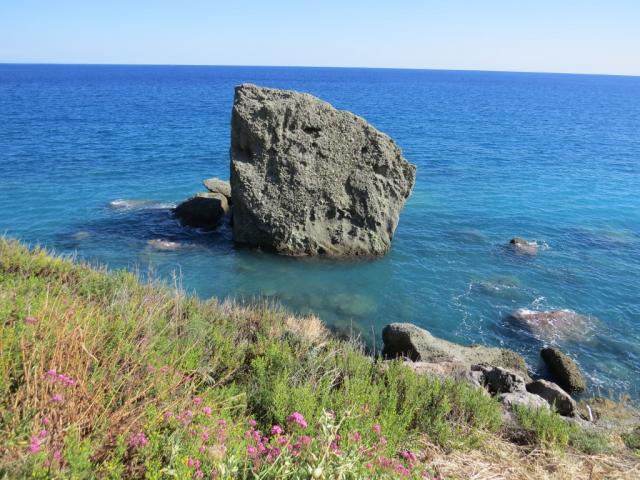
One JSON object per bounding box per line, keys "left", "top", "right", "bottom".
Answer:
{"left": 1, "top": 64, "right": 639, "bottom": 398}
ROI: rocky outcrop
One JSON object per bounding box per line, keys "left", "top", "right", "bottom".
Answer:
{"left": 230, "top": 84, "right": 416, "bottom": 256}
{"left": 509, "top": 237, "right": 538, "bottom": 255}
{"left": 382, "top": 323, "right": 528, "bottom": 375}
{"left": 472, "top": 365, "right": 528, "bottom": 395}
{"left": 203, "top": 178, "right": 232, "bottom": 200}
{"left": 541, "top": 347, "right": 586, "bottom": 393}
{"left": 526, "top": 379, "right": 577, "bottom": 416}
{"left": 174, "top": 192, "right": 229, "bottom": 229}
{"left": 508, "top": 308, "right": 596, "bottom": 342}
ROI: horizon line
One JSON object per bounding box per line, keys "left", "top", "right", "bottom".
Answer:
{"left": 1, "top": 61, "right": 639, "bottom": 79}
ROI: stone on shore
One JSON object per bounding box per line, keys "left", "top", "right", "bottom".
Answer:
{"left": 230, "top": 83, "right": 416, "bottom": 256}
{"left": 509, "top": 237, "right": 538, "bottom": 255}
{"left": 471, "top": 365, "right": 528, "bottom": 394}
{"left": 508, "top": 308, "right": 595, "bottom": 342}
{"left": 526, "top": 379, "right": 577, "bottom": 416}
{"left": 174, "top": 192, "right": 229, "bottom": 229}
{"left": 499, "top": 391, "right": 550, "bottom": 412}
{"left": 541, "top": 347, "right": 587, "bottom": 393}
{"left": 382, "top": 323, "right": 528, "bottom": 375}
{"left": 203, "top": 178, "right": 232, "bottom": 200}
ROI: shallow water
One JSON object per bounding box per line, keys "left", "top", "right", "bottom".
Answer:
{"left": 1, "top": 64, "right": 639, "bottom": 397}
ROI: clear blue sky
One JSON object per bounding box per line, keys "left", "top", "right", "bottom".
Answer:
{"left": 1, "top": 0, "right": 639, "bottom": 75}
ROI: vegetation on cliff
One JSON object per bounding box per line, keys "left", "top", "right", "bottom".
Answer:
{"left": 0, "top": 239, "right": 637, "bottom": 478}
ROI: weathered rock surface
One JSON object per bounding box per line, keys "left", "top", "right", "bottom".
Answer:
{"left": 382, "top": 323, "right": 528, "bottom": 375}
{"left": 230, "top": 84, "right": 416, "bottom": 256}
{"left": 508, "top": 308, "right": 596, "bottom": 342}
{"left": 509, "top": 237, "right": 538, "bottom": 255}
{"left": 499, "top": 391, "right": 550, "bottom": 412}
{"left": 174, "top": 192, "right": 229, "bottom": 229}
{"left": 526, "top": 379, "right": 576, "bottom": 416}
{"left": 541, "top": 347, "right": 586, "bottom": 393}
{"left": 203, "top": 178, "right": 232, "bottom": 200}
{"left": 472, "top": 365, "right": 528, "bottom": 394}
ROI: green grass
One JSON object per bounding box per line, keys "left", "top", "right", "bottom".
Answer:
{"left": 0, "top": 238, "right": 628, "bottom": 478}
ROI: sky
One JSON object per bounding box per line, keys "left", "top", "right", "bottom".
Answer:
{"left": 1, "top": 0, "right": 639, "bottom": 76}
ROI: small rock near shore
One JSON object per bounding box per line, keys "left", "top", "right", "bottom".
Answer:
{"left": 509, "top": 237, "right": 538, "bottom": 255}
{"left": 526, "top": 379, "right": 577, "bottom": 416}
{"left": 174, "top": 192, "right": 229, "bottom": 229}
{"left": 382, "top": 323, "right": 528, "bottom": 375}
{"left": 541, "top": 347, "right": 586, "bottom": 394}
{"left": 203, "top": 178, "right": 232, "bottom": 200}
{"left": 499, "top": 391, "right": 550, "bottom": 412}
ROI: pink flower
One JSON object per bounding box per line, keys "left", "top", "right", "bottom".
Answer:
{"left": 52, "top": 449, "right": 63, "bottom": 465}
{"left": 202, "top": 406, "right": 212, "bottom": 416}
{"left": 350, "top": 431, "right": 362, "bottom": 443}
{"left": 45, "top": 369, "right": 57, "bottom": 380}
{"left": 163, "top": 411, "right": 173, "bottom": 421}
{"left": 25, "top": 316, "right": 39, "bottom": 325}
{"left": 298, "top": 435, "right": 312, "bottom": 446}
{"left": 395, "top": 463, "right": 411, "bottom": 477}
{"left": 286, "top": 412, "right": 308, "bottom": 428}
{"left": 129, "top": 432, "right": 149, "bottom": 449}
{"left": 372, "top": 424, "right": 381, "bottom": 434}
{"left": 194, "top": 470, "right": 204, "bottom": 479}
{"left": 401, "top": 450, "right": 417, "bottom": 464}
{"left": 201, "top": 430, "right": 210, "bottom": 442}
{"left": 247, "top": 446, "right": 257, "bottom": 456}
{"left": 160, "top": 366, "right": 169, "bottom": 374}
{"left": 51, "top": 393, "right": 63, "bottom": 403}
{"left": 193, "top": 397, "right": 203, "bottom": 406}
{"left": 271, "top": 425, "right": 283, "bottom": 435}
{"left": 186, "top": 457, "right": 201, "bottom": 469}
{"left": 248, "top": 419, "right": 257, "bottom": 428}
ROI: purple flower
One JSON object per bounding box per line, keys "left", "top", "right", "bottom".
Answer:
{"left": 129, "top": 432, "right": 149, "bottom": 449}
{"left": 286, "top": 412, "right": 308, "bottom": 428}
{"left": 202, "top": 406, "right": 212, "bottom": 416}
{"left": 51, "top": 393, "right": 63, "bottom": 403}
{"left": 271, "top": 425, "right": 283, "bottom": 435}
{"left": 372, "top": 424, "right": 381, "bottom": 434}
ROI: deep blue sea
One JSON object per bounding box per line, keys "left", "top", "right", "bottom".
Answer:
{"left": 1, "top": 64, "right": 639, "bottom": 398}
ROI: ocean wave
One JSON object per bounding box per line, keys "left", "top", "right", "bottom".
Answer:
{"left": 108, "top": 199, "right": 176, "bottom": 210}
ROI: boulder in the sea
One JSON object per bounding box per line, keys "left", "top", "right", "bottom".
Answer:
{"left": 508, "top": 308, "right": 595, "bottom": 342}
{"left": 230, "top": 83, "right": 416, "bottom": 256}
{"left": 509, "top": 237, "right": 538, "bottom": 255}
{"left": 499, "top": 391, "right": 550, "bottom": 412}
{"left": 174, "top": 192, "right": 229, "bottom": 229}
{"left": 203, "top": 178, "right": 232, "bottom": 200}
{"left": 526, "top": 379, "right": 577, "bottom": 416}
{"left": 541, "top": 347, "right": 586, "bottom": 394}
{"left": 471, "top": 365, "right": 528, "bottom": 394}
{"left": 382, "top": 323, "right": 528, "bottom": 375}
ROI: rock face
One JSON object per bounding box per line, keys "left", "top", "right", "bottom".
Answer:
{"left": 203, "top": 178, "right": 232, "bottom": 200}
{"left": 541, "top": 347, "right": 586, "bottom": 393}
{"left": 526, "top": 379, "right": 577, "bottom": 416}
{"left": 174, "top": 193, "right": 229, "bottom": 229}
{"left": 508, "top": 308, "right": 596, "bottom": 342}
{"left": 509, "top": 237, "right": 538, "bottom": 255}
{"left": 382, "top": 323, "right": 528, "bottom": 375}
{"left": 230, "top": 84, "right": 416, "bottom": 256}
{"left": 472, "top": 365, "right": 528, "bottom": 395}
{"left": 499, "top": 391, "right": 550, "bottom": 412}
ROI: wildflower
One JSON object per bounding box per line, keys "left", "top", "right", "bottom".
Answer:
{"left": 41, "top": 417, "right": 50, "bottom": 426}
{"left": 286, "top": 411, "right": 308, "bottom": 428}
{"left": 52, "top": 450, "right": 63, "bottom": 465}
{"left": 163, "top": 411, "right": 173, "bottom": 421}
{"left": 299, "top": 434, "right": 312, "bottom": 446}
{"left": 350, "top": 431, "right": 362, "bottom": 443}
{"left": 193, "top": 397, "right": 203, "bottom": 406}
{"left": 379, "top": 436, "right": 388, "bottom": 446}
{"left": 277, "top": 435, "right": 288, "bottom": 445}
{"left": 248, "top": 419, "right": 257, "bottom": 429}
{"left": 201, "top": 429, "right": 210, "bottom": 442}
{"left": 129, "top": 432, "right": 149, "bottom": 449}
{"left": 28, "top": 430, "right": 47, "bottom": 454}
{"left": 372, "top": 424, "right": 381, "bottom": 434}
{"left": 270, "top": 425, "right": 283, "bottom": 435}
{"left": 160, "top": 365, "right": 169, "bottom": 374}
{"left": 247, "top": 446, "right": 257, "bottom": 456}
{"left": 202, "top": 406, "right": 212, "bottom": 416}
{"left": 395, "top": 463, "right": 411, "bottom": 477}
{"left": 401, "top": 450, "right": 417, "bottom": 464}
{"left": 194, "top": 469, "right": 204, "bottom": 479}
{"left": 45, "top": 369, "right": 57, "bottom": 380}
{"left": 25, "top": 316, "right": 38, "bottom": 325}
{"left": 51, "top": 393, "right": 63, "bottom": 403}
{"left": 147, "top": 366, "right": 156, "bottom": 373}
{"left": 186, "top": 457, "right": 201, "bottom": 468}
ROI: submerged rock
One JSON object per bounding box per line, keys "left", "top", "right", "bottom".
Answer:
{"left": 526, "top": 379, "right": 577, "bottom": 416}
{"left": 509, "top": 237, "right": 538, "bottom": 255}
{"left": 203, "top": 178, "right": 232, "bottom": 200}
{"left": 174, "top": 192, "right": 229, "bottom": 229}
{"left": 508, "top": 308, "right": 596, "bottom": 342}
{"left": 230, "top": 83, "right": 416, "bottom": 256}
{"left": 382, "top": 323, "right": 528, "bottom": 375}
{"left": 541, "top": 347, "right": 586, "bottom": 393}
{"left": 147, "top": 239, "right": 182, "bottom": 251}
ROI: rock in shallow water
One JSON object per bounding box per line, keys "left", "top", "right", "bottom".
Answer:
{"left": 230, "top": 83, "right": 416, "bottom": 256}
{"left": 508, "top": 308, "right": 596, "bottom": 342}
{"left": 174, "top": 192, "right": 229, "bottom": 229}
{"left": 541, "top": 347, "right": 587, "bottom": 393}
{"left": 509, "top": 237, "right": 538, "bottom": 255}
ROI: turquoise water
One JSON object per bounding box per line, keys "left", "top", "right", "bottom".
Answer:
{"left": 1, "top": 64, "right": 639, "bottom": 397}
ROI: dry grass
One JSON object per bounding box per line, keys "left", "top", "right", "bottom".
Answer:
{"left": 422, "top": 436, "right": 640, "bottom": 479}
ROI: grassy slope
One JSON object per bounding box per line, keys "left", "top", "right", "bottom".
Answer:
{"left": 0, "top": 239, "right": 637, "bottom": 479}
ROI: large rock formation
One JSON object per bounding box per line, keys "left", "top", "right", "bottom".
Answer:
{"left": 230, "top": 84, "right": 416, "bottom": 256}
{"left": 382, "top": 323, "right": 528, "bottom": 375}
